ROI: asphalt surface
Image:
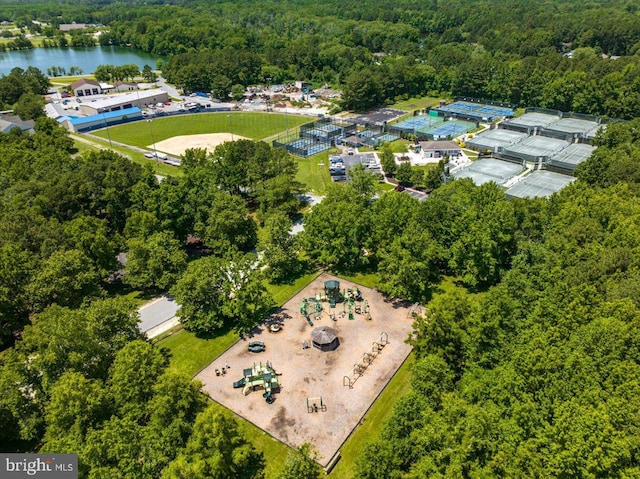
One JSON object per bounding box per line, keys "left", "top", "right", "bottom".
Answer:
{"left": 138, "top": 295, "right": 180, "bottom": 332}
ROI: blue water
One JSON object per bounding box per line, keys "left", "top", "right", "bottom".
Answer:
{"left": 0, "top": 46, "right": 163, "bottom": 76}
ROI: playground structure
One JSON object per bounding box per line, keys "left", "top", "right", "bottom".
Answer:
{"left": 234, "top": 362, "right": 280, "bottom": 403}
{"left": 307, "top": 396, "right": 327, "bottom": 413}
{"left": 197, "top": 273, "right": 416, "bottom": 470}
{"left": 300, "top": 281, "right": 371, "bottom": 326}
{"left": 343, "top": 332, "right": 389, "bottom": 389}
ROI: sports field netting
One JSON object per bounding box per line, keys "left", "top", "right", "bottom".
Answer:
{"left": 357, "top": 130, "right": 376, "bottom": 138}
{"left": 506, "top": 112, "right": 559, "bottom": 129}
{"left": 505, "top": 136, "right": 570, "bottom": 161}
{"left": 452, "top": 158, "right": 524, "bottom": 186}
{"left": 548, "top": 143, "right": 595, "bottom": 170}
{"left": 466, "top": 129, "right": 528, "bottom": 151}
{"left": 376, "top": 133, "right": 399, "bottom": 142}
{"left": 437, "top": 101, "right": 514, "bottom": 120}
{"left": 506, "top": 170, "right": 574, "bottom": 198}
{"left": 393, "top": 115, "right": 443, "bottom": 131}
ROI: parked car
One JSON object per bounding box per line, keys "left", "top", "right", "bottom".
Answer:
{"left": 248, "top": 341, "right": 266, "bottom": 353}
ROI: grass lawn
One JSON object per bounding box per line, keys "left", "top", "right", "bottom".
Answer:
{"left": 391, "top": 96, "right": 442, "bottom": 111}
{"left": 92, "top": 112, "right": 313, "bottom": 148}
{"left": 265, "top": 270, "right": 321, "bottom": 306}
{"left": 334, "top": 270, "right": 380, "bottom": 289}
{"left": 329, "top": 352, "right": 415, "bottom": 478}
{"left": 382, "top": 138, "right": 410, "bottom": 154}
{"left": 463, "top": 148, "right": 479, "bottom": 160}
{"left": 71, "top": 134, "right": 182, "bottom": 177}
{"left": 294, "top": 149, "right": 335, "bottom": 195}
{"left": 156, "top": 327, "right": 239, "bottom": 377}
{"left": 376, "top": 181, "right": 395, "bottom": 193}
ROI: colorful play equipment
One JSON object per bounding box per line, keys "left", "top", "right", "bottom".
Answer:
{"left": 235, "top": 362, "right": 279, "bottom": 403}
{"left": 306, "top": 396, "right": 327, "bottom": 413}
{"left": 301, "top": 281, "right": 371, "bottom": 326}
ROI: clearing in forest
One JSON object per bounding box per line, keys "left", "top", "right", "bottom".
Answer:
{"left": 196, "top": 273, "right": 415, "bottom": 468}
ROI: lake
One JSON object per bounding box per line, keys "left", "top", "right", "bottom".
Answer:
{"left": 0, "top": 46, "right": 163, "bottom": 76}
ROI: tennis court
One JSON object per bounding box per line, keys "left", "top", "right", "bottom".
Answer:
{"left": 393, "top": 115, "right": 443, "bottom": 131}
{"left": 437, "top": 101, "right": 515, "bottom": 121}
{"left": 466, "top": 129, "right": 528, "bottom": 152}
{"left": 506, "top": 170, "right": 575, "bottom": 198}
{"left": 548, "top": 143, "right": 595, "bottom": 170}
{"left": 504, "top": 136, "right": 570, "bottom": 162}
{"left": 452, "top": 158, "right": 524, "bottom": 186}
{"left": 424, "top": 120, "right": 473, "bottom": 139}
{"left": 279, "top": 138, "right": 331, "bottom": 157}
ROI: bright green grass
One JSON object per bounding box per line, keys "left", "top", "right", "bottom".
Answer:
{"left": 376, "top": 181, "right": 395, "bottom": 193}
{"left": 71, "top": 134, "right": 182, "bottom": 177}
{"left": 334, "top": 271, "right": 380, "bottom": 289}
{"left": 92, "top": 112, "right": 313, "bottom": 148}
{"left": 265, "top": 270, "right": 320, "bottom": 306}
{"left": 329, "top": 352, "right": 415, "bottom": 478}
{"left": 391, "top": 96, "right": 442, "bottom": 111}
{"left": 294, "top": 149, "right": 335, "bottom": 195}
{"left": 156, "top": 328, "right": 239, "bottom": 377}
{"left": 385, "top": 138, "right": 411, "bottom": 154}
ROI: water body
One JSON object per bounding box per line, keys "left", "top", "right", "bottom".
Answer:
{"left": 0, "top": 46, "right": 163, "bottom": 76}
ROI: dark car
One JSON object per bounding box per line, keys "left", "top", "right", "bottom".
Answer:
{"left": 248, "top": 341, "right": 266, "bottom": 353}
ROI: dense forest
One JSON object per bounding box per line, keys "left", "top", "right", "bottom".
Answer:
{"left": 2, "top": 0, "right": 640, "bottom": 477}
{"left": 4, "top": 0, "right": 640, "bottom": 115}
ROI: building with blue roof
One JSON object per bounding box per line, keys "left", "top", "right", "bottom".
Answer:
{"left": 61, "top": 107, "right": 143, "bottom": 133}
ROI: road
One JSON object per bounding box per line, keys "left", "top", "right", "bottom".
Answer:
{"left": 138, "top": 295, "right": 180, "bottom": 333}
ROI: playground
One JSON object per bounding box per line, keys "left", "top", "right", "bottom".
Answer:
{"left": 196, "top": 273, "right": 415, "bottom": 468}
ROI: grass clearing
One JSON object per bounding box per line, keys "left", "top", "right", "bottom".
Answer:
{"left": 334, "top": 270, "right": 380, "bottom": 289}
{"left": 156, "top": 328, "right": 239, "bottom": 377}
{"left": 329, "top": 353, "right": 415, "bottom": 478}
{"left": 391, "top": 96, "right": 442, "bottom": 111}
{"left": 92, "top": 112, "right": 313, "bottom": 148}
{"left": 265, "top": 270, "right": 320, "bottom": 306}
{"left": 294, "top": 149, "right": 335, "bottom": 195}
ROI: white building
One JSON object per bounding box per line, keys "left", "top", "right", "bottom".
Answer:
{"left": 79, "top": 89, "right": 168, "bottom": 116}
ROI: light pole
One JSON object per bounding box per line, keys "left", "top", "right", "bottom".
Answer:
{"left": 100, "top": 108, "right": 113, "bottom": 148}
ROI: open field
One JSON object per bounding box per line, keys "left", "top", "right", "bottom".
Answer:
{"left": 294, "top": 149, "right": 335, "bottom": 195}
{"left": 92, "top": 112, "right": 313, "bottom": 148}
{"left": 391, "top": 96, "right": 442, "bottom": 111}
{"left": 197, "top": 273, "right": 414, "bottom": 468}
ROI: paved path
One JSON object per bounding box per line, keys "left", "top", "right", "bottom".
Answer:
{"left": 138, "top": 295, "right": 180, "bottom": 333}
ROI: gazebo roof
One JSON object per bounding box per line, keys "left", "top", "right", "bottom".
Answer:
{"left": 311, "top": 326, "right": 338, "bottom": 345}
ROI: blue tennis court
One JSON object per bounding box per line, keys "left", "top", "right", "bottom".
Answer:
{"left": 423, "top": 120, "right": 473, "bottom": 138}
{"left": 393, "top": 115, "right": 443, "bottom": 131}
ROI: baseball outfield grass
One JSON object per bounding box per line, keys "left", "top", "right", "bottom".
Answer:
{"left": 92, "top": 112, "right": 313, "bottom": 147}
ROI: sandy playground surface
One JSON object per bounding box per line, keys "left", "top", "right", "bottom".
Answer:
{"left": 151, "top": 133, "right": 248, "bottom": 156}
{"left": 196, "top": 273, "right": 415, "bottom": 468}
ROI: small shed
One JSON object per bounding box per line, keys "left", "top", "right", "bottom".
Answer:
{"left": 311, "top": 326, "right": 339, "bottom": 352}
